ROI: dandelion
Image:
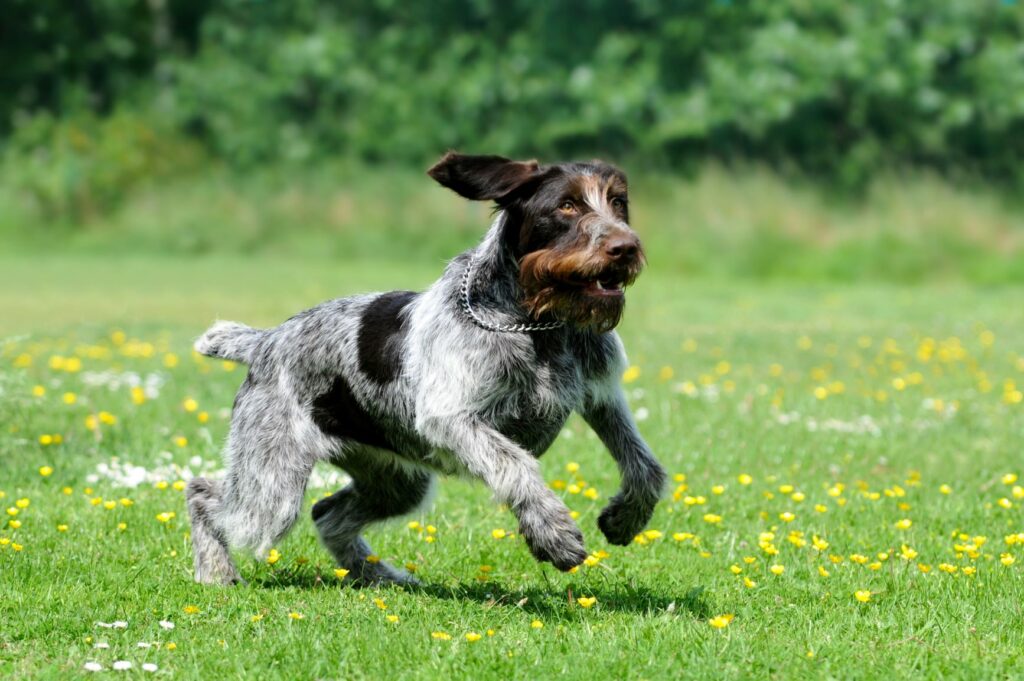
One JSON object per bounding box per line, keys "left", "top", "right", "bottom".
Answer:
{"left": 465, "top": 632, "right": 482, "bottom": 642}
{"left": 183, "top": 398, "right": 199, "bottom": 412}
{"left": 737, "top": 474, "right": 753, "bottom": 485}
{"left": 622, "top": 366, "right": 640, "bottom": 383}
{"left": 703, "top": 513, "right": 723, "bottom": 524}
{"left": 289, "top": 612, "right": 304, "bottom": 620}
{"left": 743, "top": 577, "right": 757, "bottom": 588}
{"left": 373, "top": 598, "right": 387, "bottom": 610}
{"left": 57, "top": 524, "right": 68, "bottom": 532}
{"left": 770, "top": 564, "right": 785, "bottom": 575}
{"left": 1000, "top": 553, "right": 1015, "bottom": 566}
{"left": 530, "top": 620, "right": 544, "bottom": 629}
{"left": 334, "top": 568, "right": 350, "bottom": 579}
{"left": 818, "top": 566, "right": 830, "bottom": 577}
{"left": 431, "top": 632, "right": 451, "bottom": 640}
{"left": 39, "top": 466, "right": 53, "bottom": 477}
{"left": 998, "top": 498, "right": 1013, "bottom": 509}
{"left": 63, "top": 392, "right": 77, "bottom": 405}
{"left": 165, "top": 643, "right": 177, "bottom": 651}
{"left": 939, "top": 484, "right": 952, "bottom": 495}
{"left": 854, "top": 590, "right": 872, "bottom": 603}
{"left": 779, "top": 511, "right": 795, "bottom": 523}
{"left": 251, "top": 614, "right": 264, "bottom": 622}
{"left": 266, "top": 548, "right": 281, "bottom": 565}
{"left": 1003, "top": 473, "right": 1018, "bottom": 485}
{"left": 183, "top": 605, "right": 200, "bottom": 615}
{"left": 708, "top": 614, "right": 734, "bottom": 629}
{"left": 386, "top": 615, "right": 399, "bottom": 623}
{"left": 577, "top": 596, "right": 597, "bottom": 608}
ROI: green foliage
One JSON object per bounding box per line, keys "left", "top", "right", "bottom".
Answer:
{"left": 2, "top": 111, "right": 205, "bottom": 220}
{"left": 3, "top": 0, "right": 1024, "bottom": 189}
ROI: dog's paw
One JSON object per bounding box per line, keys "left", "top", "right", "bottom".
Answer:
{"left": 518, "top": 503, "right": 587, "bottom": 572}
{"left": 598, "top": 493, "right": 657, "bottom": 546}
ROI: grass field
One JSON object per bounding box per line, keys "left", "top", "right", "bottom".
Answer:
{"left": 2, "top": 255, "right": 1023, "bottom": 679}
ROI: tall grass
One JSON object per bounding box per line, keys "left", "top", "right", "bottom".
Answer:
{"left": 3, "top": 163, "right": 1022, "bottom": 283}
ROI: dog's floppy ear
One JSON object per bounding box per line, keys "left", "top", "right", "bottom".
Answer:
{"left": 428, "top": 152, "right": 541, "bottom": 202}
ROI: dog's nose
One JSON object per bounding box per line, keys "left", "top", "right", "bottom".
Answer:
{"left": 604, "top": 236, "right": 640, "bottom": 261}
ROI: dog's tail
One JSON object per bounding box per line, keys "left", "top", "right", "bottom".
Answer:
{"left": 194, "top": 321, "right": 264, "bottom": 364}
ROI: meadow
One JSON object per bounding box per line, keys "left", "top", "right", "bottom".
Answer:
{"left": 2, "top": 251, "right": 1023, "bottom": 680}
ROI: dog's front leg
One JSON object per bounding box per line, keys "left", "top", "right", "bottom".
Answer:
{"left": 582, "top": 389, "right": 667, "bottom": 545}
{"left": 418, "top": 414, "right": 588, "bottom": 571}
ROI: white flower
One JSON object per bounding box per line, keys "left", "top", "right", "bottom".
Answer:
{"left": 113, "top": 660, "right": 132, "bottom": 670}
{"left": 93, "top": 642, "right": 109, "bottom": 649}
{"left": 137, "top": 641, "right": 152, "bottom": 648}
{"left": 158, "top": 620, "right": 175, "bottom": 630}
{"left": 83, "top": 662, "right": 103, "bottom": 672}
{"left": 95, "top": 620, "right": 129, "bottom": 629}
{"left": 142, "top": 663, "right": 158, "bottom": 672}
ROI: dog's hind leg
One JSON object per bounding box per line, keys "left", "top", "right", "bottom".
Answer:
{"left": 186, "top": 477, "right": 243, "bottom": 585}
{"left": 188, "top": 380, "right": 319, "bottom": 582}
{"left": 312, "top": 449, "right": 433, "bottom": 586}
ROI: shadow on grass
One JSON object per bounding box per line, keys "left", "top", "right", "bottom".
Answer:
{"left": 247, "top": 568, "right": 710, "bottom": 619}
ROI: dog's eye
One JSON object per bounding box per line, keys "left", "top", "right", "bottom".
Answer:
{"left": 558, "top": 200, "right": 576, "bottom": 213}
{"left": 611, "top": 196, "right": 628, "bottom": 210}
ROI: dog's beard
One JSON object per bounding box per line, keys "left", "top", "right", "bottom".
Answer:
{"left": 518, "top": 249, "right": 643, "bottom": 334}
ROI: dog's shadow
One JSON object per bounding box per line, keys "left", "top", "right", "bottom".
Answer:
{"left": 249, "top": 569, "right": 710, "bottom": 618}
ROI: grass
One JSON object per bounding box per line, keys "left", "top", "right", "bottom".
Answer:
{"left": 4, "top": 163, "right": 1024, "bottom": 283}
{"left": 2, "top": 254, "right": 1024, "bottom": 679}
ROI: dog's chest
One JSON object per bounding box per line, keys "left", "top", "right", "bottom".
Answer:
{"left": 490, "top": 333, "right": 584, "bottom": 452}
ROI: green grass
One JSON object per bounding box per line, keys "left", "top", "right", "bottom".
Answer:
{"left": 2, "top": 255, "right": 1024, "bottom": 679}
{"left": 4, "top": 164, "right": 1024, "bottom": 283}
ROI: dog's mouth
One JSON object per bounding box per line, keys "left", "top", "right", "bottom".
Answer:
{"left": 581, "top": 271, "right": 629, "bottom": 298}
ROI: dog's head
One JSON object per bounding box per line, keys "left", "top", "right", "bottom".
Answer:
{"left": 428, "top": 152, "right": 644, "bottom": 333}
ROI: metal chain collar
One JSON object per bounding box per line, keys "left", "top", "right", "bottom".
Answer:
{"left": 459, "top": 257, "right": 564, "bottom": 333}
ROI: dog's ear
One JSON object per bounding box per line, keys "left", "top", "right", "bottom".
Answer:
{"left": 427, "top": 152, "right": 541, "bottom": 202}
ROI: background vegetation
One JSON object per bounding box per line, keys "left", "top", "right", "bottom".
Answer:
{"left": 2, "top": 0, "right": 1024, "bottom": 281}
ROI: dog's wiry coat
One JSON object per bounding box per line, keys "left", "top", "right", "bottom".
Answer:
{"left": 187, "top": 154, "right": 667, "bottom": 585}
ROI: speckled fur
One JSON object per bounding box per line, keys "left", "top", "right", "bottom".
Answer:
{"left": 186, "top": 156, "right": 667, "bottom": 586}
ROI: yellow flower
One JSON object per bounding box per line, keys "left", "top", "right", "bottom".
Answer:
{"left": 289, "top": 612, "right": 304, "bottom": 620}
{"left": 266, "top": 548, "right": 281, "bottom": 565}
{"left": 583, "top": 555, "right": 600, "bottom": 567}
{"left": 334, "top": 568, "right": 350, "bottom": 579}
{"left": 183, "top": 605, "right": 200, "bottom": 614}
{"left": 155, "top": 512, "right": 176, "bottom": 523}
{"left": 729, "top": 564, "right": 742, "bottom": 574}
{"left": 251, "top": 614, "right": 264, "bottom": 622}
{"left": 32, "top": 385, "right": 45, "bottom": 397}
{"left": 38, "top": 434, "right": 53, "bottom": 446}
{"left": 386, "top": 615, "right": 399, "bottom": 623}
{"left": 566, "top": 462, "right": 580, "bottom": 474}
{"left": 963, "top": 566, "right": 976, "bottom": 576}
{"left": 117, "top": 523, "right": 127, "bottom": 531}
{"left": 622, "top": 366, "right": 641, "bottom": 383}
{"left": 703, "top": 513, "right": 723, "bottom": 524}
{"left": 172, "top": 480, "right": 186, "bottom": 491}
{"left": 743, "top": 577, "right": 757, "bottom": 588}
{"left": 366, "top": 554, "right": 380, "bottom": 564}
{"left": 57, "top": 524, "right": 68, "bottom": 532}
{"left": 197, "top": 411, "right": 209, "bottom": 424}
{"left": 895, "top": 518, "right": 912, "bottom": 530}
{"left": 491, "top": 528, "right": 506, "bottom": 539}
{"left": 465, "top": 632, "right": 482, "bottom": 642}
{"left": 939, "top": 484, "right": 952, "bottom": 495}
{"left": 711, "top": 485, "right": 725, "bottom": 495}
{"left": 708, "top": 614, "right": 734, "bottom": 629}
{"left": 643, "top": 529, "right": 663, "bottom": 540}
{"left": 577, "top": 596, "right": 597, "bottom": 608}
{"left": 818, "top": 566, "right": 830, "bottom": 577}
{"left": 583, "top": 487, "right": 599, "bottom": 500}
{"left": 39, "top": 466, "right": 53, "bottom": 477}
{"left": 173, "top": 436, "right": 188, "bottom": 448}
{"left": 998, "top": 498, "right": 1013, "bottom": 509}
{"left": 131, "top": 387, "right": 146, "bottom": 405}
{"left": 769, "top": 564, "right": 785, "bottom": 575}
{"left": 737, "top": 474, "right": 753, "bottom": 486}
{"left": 15, "top": 498, "right": 29, "bottom": 509}
{"left": 183, "top": 398, "right": 199, "bottom": 412}
{"left": 373, "top": 598, "right": 387, "bottom": 610}
{"left": 1003, "top": 473, "right": 1018, "bottom": 485}
{"left": 530, "top": 620, "right": 544, "bottom": 629}
{"left": 779, "top": 511, "right": 795, "bottom": 523}
{"left": 854, "top": 590, "right": 872, "bottom": 603}
{"left": 103, "top": 500, "right": 117, "bottom": 510}
{"left": 899, "top": 544, "right": 918, "bottom": 561}
{"left": 63, "top": 392, "right": 77, "bottom": 405}
{"left": 431, "top": 632, "right": 451, "bottom": 640}
{"left": 811, "top": 535, "right": 829, "bottom": 551}
{"left": 1000, "top": 553, "right": 1015, "bottom": 566}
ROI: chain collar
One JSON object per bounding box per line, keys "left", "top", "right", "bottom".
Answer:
{"left": 459, "top": 257, "right": 564, "bottom": 333}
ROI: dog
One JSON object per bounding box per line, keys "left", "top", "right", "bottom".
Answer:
{"left": 186, "top": 152, "right": 667, "bottom": 586}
